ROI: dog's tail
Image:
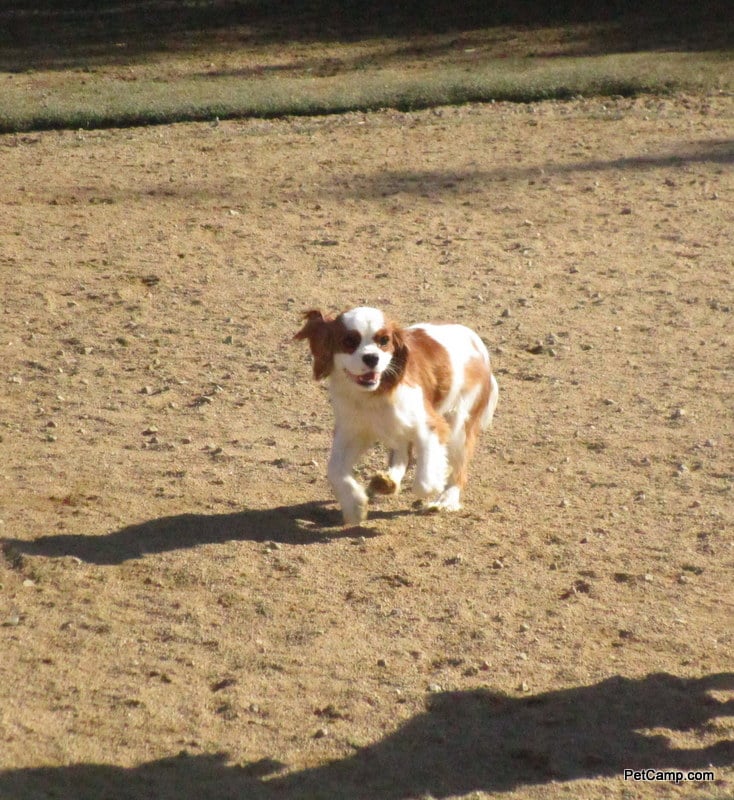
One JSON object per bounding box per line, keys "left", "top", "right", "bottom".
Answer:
{"left": 482, "top": 373, "right": 499, "bottom": 429}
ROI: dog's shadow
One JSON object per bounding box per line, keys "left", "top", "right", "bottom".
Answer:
{"left": 3, "top": 500, "right": 406, "bottom": 566}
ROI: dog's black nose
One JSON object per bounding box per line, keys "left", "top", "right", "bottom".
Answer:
{"left": 362, "top": 353, "right": 379, "bottom": 369}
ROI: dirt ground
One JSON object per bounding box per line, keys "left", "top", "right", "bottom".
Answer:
{"left": 0, "top": 92, "right": 732, "bottom": 799}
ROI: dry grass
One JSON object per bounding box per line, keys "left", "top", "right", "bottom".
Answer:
{"left": 1, "top": 23, "right": 731, "bottom": 132}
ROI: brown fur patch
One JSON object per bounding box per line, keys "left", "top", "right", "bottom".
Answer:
{"left": 464, "top": 355, "right": 491, "bottom": 408}
{"left": 378, "top": 327, "right": 452, "bottom": 441}
{"left": 403, "top": 328, "right": 453, "bottom": 407}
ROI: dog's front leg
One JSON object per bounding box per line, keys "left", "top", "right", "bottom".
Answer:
{"left": 327, "top": 429, "right": 370, "bottom": 526}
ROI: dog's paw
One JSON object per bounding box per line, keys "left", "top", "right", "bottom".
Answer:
{"left": 341, "top": 497, "right": 368, "bottom": 527}
{"left": 425, "top": 487, "right": 462, "bottom": 512}
{"left": 367, "top": 472, "right": 399, "bottom": 497}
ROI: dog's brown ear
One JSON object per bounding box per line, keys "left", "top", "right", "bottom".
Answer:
{"left": 293, "top": 309, "right": 327, "bottom": 341}
{"left": 377, "top": 322, "right": 409, "bottom": 394}
{"left": 294, "top": 309, "right": 335, "bottom": 380}
{"left": 390, "top": 324, "right": 409, "bottom": 377}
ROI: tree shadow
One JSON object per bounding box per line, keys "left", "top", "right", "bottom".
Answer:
{"left": 1, "top": 500, "right": 402, "bottom": 565}
{"left": 337, "top": 138, "right": 734, "bottom": 200}
{"left": 0, "top": 672, "right": 731, "bottom": 799}
{"left": 1, "top": 0, "right": 730, "bottom": 71}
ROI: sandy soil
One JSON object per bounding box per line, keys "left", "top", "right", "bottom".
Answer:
{"left": 0, "top": 92, "right": 732, "bottom": 800}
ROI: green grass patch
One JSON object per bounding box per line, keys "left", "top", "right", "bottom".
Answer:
{"left": 1, "top": 51, "right": 731, "bottom": 133}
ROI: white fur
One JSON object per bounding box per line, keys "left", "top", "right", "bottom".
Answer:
{"left": 316, "top": 307, "right": 497, "bottom": 526}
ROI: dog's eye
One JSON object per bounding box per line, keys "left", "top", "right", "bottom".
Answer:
{"left": 376, "top": 335, "right": 390, "bottom": 347}
{"left": 342, "top": 333, "right": 360, "bottom": 353}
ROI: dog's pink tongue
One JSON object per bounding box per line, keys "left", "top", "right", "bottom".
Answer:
{"left": 358, "top": 372, "right": 377, "bottom": 385}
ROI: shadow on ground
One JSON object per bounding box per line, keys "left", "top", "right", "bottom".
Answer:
{"left": 1, "top": 500, "right": 411, "bottom": 565}
{"left": 337, "top": 138, "right": 734, "bottom": 200}
{"left": 1, "top": 0, "right": 731, "bottom": 71}
{"left": 1, "top": 672, "right": 731, "bottom": 799}
{"left": 25, "top": 138, "right": 731, "bottom": 209}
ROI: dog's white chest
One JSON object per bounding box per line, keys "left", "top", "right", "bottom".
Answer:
{"left": 329, "top": 383, "right": 424, "bottom": 447}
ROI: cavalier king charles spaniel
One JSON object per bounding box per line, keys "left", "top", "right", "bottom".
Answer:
{"left": 295, "top": 306, "right": 498, "bottom": 526}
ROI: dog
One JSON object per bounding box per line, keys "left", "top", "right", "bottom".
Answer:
{"left": 294, "top": 306, "right": 498, "bottom": 526}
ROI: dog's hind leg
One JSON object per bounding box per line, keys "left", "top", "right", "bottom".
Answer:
{"left": 428, "top": 422, "right": 467, "bottom": 511}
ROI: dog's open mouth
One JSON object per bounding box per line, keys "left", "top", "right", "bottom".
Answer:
{"left": 346, "top": 369, "right": 380, "bottom": 388}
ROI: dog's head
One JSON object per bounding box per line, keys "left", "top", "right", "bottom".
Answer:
{"left": 294, "top": 307, "right": 406, "bottom": 392}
